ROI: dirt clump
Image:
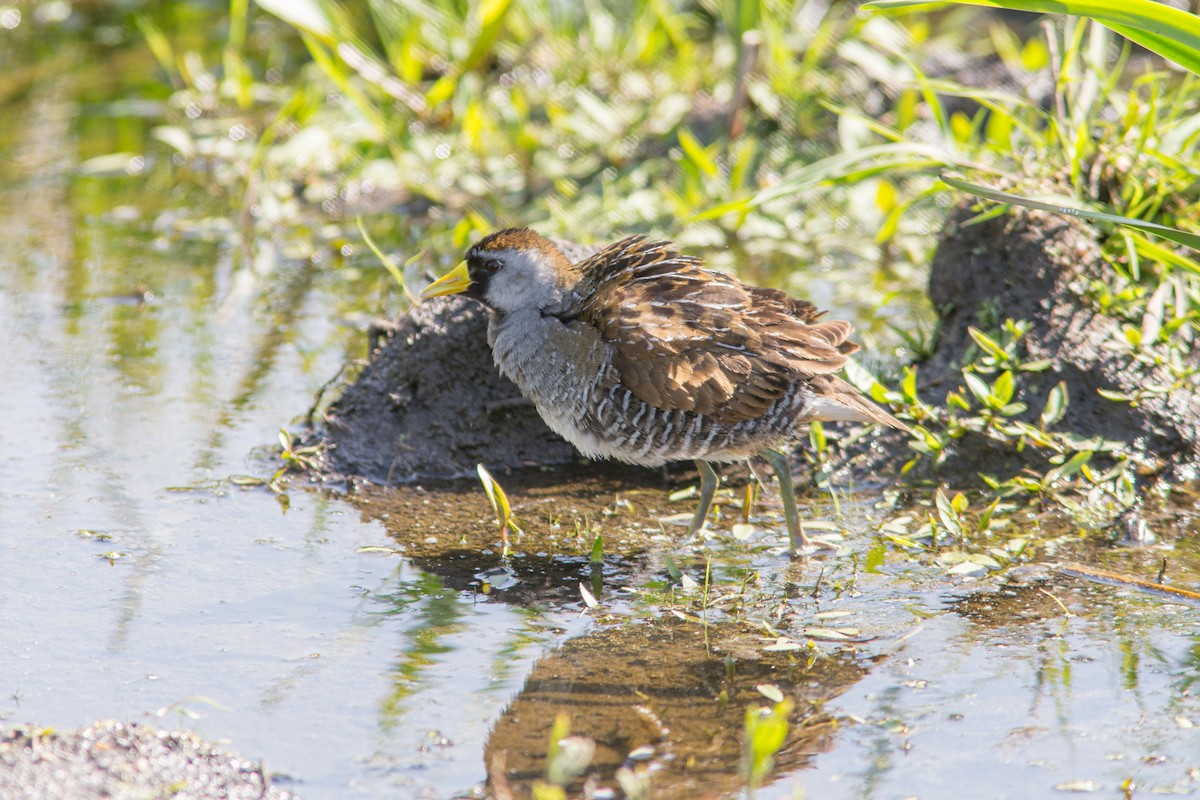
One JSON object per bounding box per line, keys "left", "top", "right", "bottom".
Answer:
{"left": 849, "top": 202, "right": 1199, "bottom": 486}
{"left": 0, "top": 720, "right": 296, "bottom": 800}
{"left": 321, "top": 295, "right": 578, "bottom": 482}
{"left": 320, "top": 241, "right": 602, "bottom": 483}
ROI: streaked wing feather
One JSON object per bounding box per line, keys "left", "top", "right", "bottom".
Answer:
{"left": 573, "top": 238, "right": 859, "bottom": 424}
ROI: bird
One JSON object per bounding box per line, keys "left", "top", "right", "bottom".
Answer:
{"left": 420, "top": 228, "right": 909, "bottom": 551}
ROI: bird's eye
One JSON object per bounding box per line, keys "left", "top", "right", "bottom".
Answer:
{"left": 484, "top": 259, "right": 503, "bottom": 274}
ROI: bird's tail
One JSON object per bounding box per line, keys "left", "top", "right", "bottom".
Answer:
{"left": 804, "top": 375, "right": 912, "bottom": 434}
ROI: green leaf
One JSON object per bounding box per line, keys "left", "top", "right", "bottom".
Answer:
{"left": 356, "top": 216, "right": 416, "bottom": 303}
{"left": 477, "top": 464, "right": 520, "bottom": 534}
{"left": 963, "top": 372, "right": 993, "bottom": 404}
{"left": 992, "top": 371, "right": 1015, "bottom": 406}
{"left": 664, "top": 554, "right": 683, "bottom": 582}
{"left": 1129, "top": 232, "right": 1200, "bottom": 276}
{"left": 425, "top": 75, "right": 457, "bottom": 107}
{"left": 947, "top": 390, "right": 971, "bottom": 411}
{"left": 1141, "top": 280, "right": 1169, "bottom": 346}
{"left": 977, "top": 497, "right": 1002, "bottom": 533}
{"left": 862, "top": 0, "right": 1200, "bottom": 76}
{"left": 136, "top": 16, "right": 178, "bottom": 79}
{"left": 979, "top": 474, "right": 1002, "bottom": 490}
{"left": 809, "top": 420, "right": 828, "bottom": 454}
{"left": 902, "top": 366, "right": 918, "bottom": 401}
{"left": 463, "top": 0, "right": 515, "bottom": 73}
{"left": 1041, "top": 381, "right": 1069, "bottom": 427}
{"left": 678, "top": 129, "right": 719, "bottom": 176}
{"left": 589, "top": 535, "right": 603, "bottom": 564}
{"left": 967, "top": 326, "right": 1009, "bottom": 361}
{"left": 1045, "top": 450, "right": 1095, "bottom": 485}
{"left": 935, "top": 488, "right": 963, "bottom": 536}
{"left": 744, "top": 700, "right": 793, "bottom": 788}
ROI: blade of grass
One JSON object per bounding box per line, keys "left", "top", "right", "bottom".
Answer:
{"left": 862, "top": 0, "right": 1200, "bottom": 76}
{"left": 254, "top": 0, "right": 334, "bottom": 40}
{"left": 356, "top": 216, "right": 417, "bottom": 303}
{"left": 694, "top": 143, "right": 981, "bottom": 221}
{"left": 940, "top": 172, "right": 1200, "bottom": 254}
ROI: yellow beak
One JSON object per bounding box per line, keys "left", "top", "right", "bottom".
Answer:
{"left": 419, "top": 261, "right": 472, "bottom": 299}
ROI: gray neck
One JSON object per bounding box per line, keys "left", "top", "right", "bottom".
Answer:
{"left": 486, "top": 308, "right": 605, "bottom": 421}
{"left": 487, "top": 309, "right": 555, "bottom": 393}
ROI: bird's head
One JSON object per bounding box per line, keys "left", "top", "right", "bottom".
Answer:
{"left": 420, "top": 227, "right": 576, "bottom": 314}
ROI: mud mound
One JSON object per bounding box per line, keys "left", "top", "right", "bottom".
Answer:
{"left": 321, "top": 295, "right": 578, "bottom": 482}
{"left": 860, "top": 201, "right": 1199, "bottom": 484}
{"left": 321, "top": 240, "right": 600, "bottom": 482}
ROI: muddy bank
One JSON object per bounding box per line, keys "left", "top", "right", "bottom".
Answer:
{"left": 0, "top": 721, "right": 297, "bottom": 800}
{"left": 848, "top": 202, "right": 1200, "bottom": 487}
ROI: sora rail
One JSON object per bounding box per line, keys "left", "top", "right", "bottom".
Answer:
{"left": 421, "top": 228, "right": 908, "bottom": 551}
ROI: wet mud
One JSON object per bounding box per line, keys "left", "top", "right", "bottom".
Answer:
{"left": 851, "top": 202, "right": 1200, "bottom": 486}
{"left": 346, "top": 461, "right": 680, "bottom": 556}
{"left": 340, "top": 460, "right": 796, "bottom": 606}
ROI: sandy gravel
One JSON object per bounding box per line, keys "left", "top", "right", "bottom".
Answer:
{"left": 0, "top": 720, "right": 298, "bottom": 800}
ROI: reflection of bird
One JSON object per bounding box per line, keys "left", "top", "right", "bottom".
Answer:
{"left": 421, "top": 228, "right": 908, "bottom": 551}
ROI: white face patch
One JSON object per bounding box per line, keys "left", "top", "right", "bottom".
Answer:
{"left": 481, "top": 247, "right": 564, "bottom": 314}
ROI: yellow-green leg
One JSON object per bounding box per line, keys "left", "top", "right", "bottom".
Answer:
{"left": 761, "top": 448, "right": 807, "bottom": 552}
{"left": 687, "top": 460, "right": 718, "bottom": 534}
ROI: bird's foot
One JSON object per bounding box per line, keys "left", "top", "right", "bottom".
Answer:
{"left": 791, "top": 535, "right": 839, "bottom": 554}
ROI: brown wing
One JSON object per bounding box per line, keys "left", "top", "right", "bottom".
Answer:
{"left": 572, "top": 237, "right": 859, "bottom": 424}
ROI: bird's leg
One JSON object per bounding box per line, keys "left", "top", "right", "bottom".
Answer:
{"left": 761, "top": 448, "right": 808, "bottom": 552}
{"left": 687, "top": 460, "right": 718, "bottom": 535}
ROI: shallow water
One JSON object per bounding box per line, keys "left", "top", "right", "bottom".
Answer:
{"left": 0, "top": 21, "right": 570, "bottom": 798}
{"left": 2, "top": 9, "right": 1199, "bottom": 800}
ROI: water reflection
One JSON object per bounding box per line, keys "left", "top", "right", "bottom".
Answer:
{"left": 1, "top": 14, "right": 505, "bottom": 798}
{"left": 484, "top": 616, "right": 873, "bottom": 798}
